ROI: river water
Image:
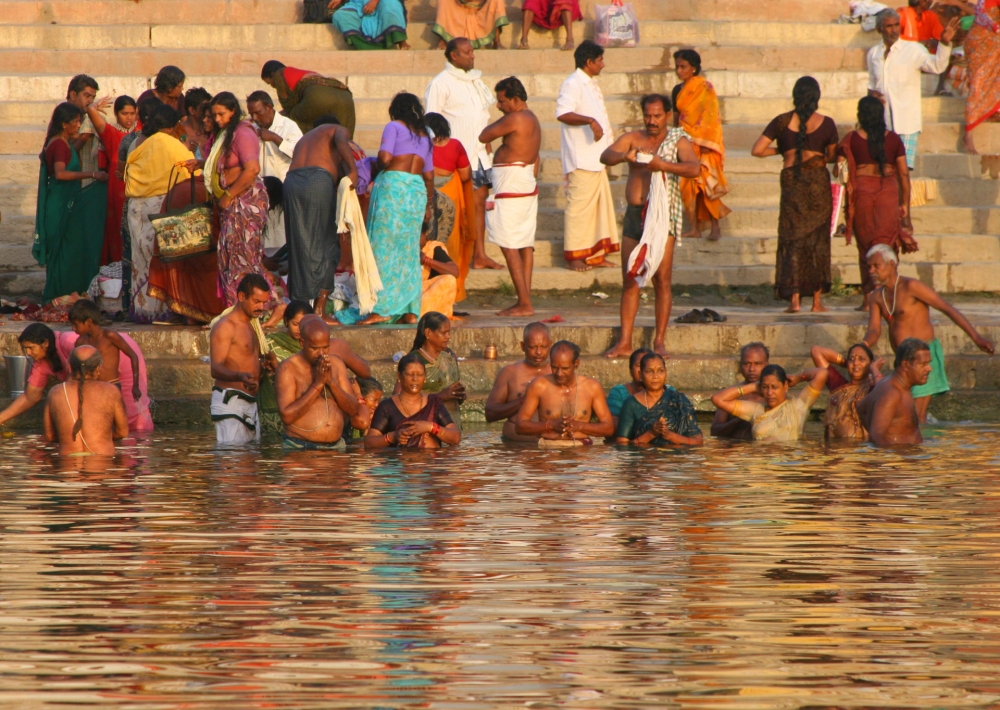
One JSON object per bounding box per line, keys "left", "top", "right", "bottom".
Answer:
{"left": 2, "top": 426, "right": 1000, "bottom": 707}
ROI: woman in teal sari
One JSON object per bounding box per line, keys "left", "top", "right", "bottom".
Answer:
{"left": 258, "top": 299, "right": 313, "bottom": 435}
{"left": 615, "top": 353, "right": 704, "bottom": 447}
{"left": 358, "top": 93, "right": 435, "bottom": 326}
{"left": 408, "top": 311, "right": 466, "bottom": 430}
{"left": 330, "top": 0, "right": 409, "bottom": 50}
{"left": 33, "top": 102, "right": 109, "bottom": 303}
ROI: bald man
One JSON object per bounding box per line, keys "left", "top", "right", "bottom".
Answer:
{"left": 485, "top": 322, "right": 552, "bottom": 441}
{"left": 275, "top": 315, "right": 361, "bottom": 450}
{"left": 44, "top": 345, "right": 128, "bottom": 456}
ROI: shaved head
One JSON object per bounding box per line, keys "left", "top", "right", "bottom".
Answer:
{"left": 523, "top": 322, "right": 550, "bottom": 340}
{"left": 299, "top": 315, "right": 330, "bottom": 342}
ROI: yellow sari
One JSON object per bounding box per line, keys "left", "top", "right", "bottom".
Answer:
{"left": 421, "top": 240, "right": 458, "bottom": 319}
{"left": 675, "top": 75, "right": 731, "bottom": 225}
{"left": 436, "top": 172, "right": 474, "bottom": 302}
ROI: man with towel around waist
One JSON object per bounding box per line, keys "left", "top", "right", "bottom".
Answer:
{"left": 283, "top": 118, "right": 359, "bottom": 307}
{"left": 863, "top": 243, "right": 994, "bottom": 424}
{"left": 479, "top": 76, "right": 542, "bottom": 317}
{"left": 210, "top": 274, "right": 274, "bottom": 445}
{"left": 275, "top": 316, "right": 361, "bottom": 450}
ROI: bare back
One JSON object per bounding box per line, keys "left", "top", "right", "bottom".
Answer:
{"left": 289, "top": 124, "right": 341, "bottom": 178}
{"left": 45, "top": 381, "right": 127, "bottom": 456}
{"left": 492, "top": 109, "right": 542, "bottom": 165}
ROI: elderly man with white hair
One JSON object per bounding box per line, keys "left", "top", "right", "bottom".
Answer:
{"left": 862, "top": 243, "right": 994, "bottom": 423}
{"left": 867, "top": 8, "right": 958, "bottom": 170}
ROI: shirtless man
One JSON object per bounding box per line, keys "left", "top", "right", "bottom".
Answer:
{"left": 863, "top": 244, "right": 994, "bottom": 422}
{"left": 210, "top": 274, "right": 273, "bottom": 445}
{"left": 44, "top": 345, "right": 128, "bottom": 456}
{"left": 276, "top": 316, "right": 361, "bottom": 450}
{"left": 857, "top": 338, "right": 930, "bottom": 446}
{"left": 515, "top": 340, "right": 615, "bottom": 446}
{"left": 485, "top": 322, "right": 553, "bottom": 441}
{"left": 284, "top": 115, "right": 358, "bottom": 306}
{"left": 68, "top": 299, "right": 143, "bottom": 404}
{"left": 710, "top": 342, "right": 768, "bottom": 440}
{"left": 600, "top": 94, "right": 700, "bottom": 359}
{"left": 478, "top": 76, "right": 542, "bottom": 317}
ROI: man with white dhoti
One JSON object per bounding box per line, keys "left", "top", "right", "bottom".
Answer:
{"left": 479, "top": 77, "right": 542, "bottom": 317}
{"left": 600, "top": 94, "right": 700, "bottom": 359}
{"left": 556, "top": 40, "right": 617, "bottom": 271}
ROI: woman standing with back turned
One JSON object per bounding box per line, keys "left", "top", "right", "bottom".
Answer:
{"left": 752, "top": 76, "right": 838, "bottom": 313}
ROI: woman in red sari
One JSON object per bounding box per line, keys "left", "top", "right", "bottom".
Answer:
{"left": 86, "top": 95, "right": 137, "bottom": 265}
{"left": 837, "top": 96, "right": 917, "bottom": 310}
{"left": 964, "top": 0, "right": 1000, "bottom": 153}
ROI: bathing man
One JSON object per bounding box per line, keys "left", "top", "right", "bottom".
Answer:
{"left": 210, "top": 274, "right": 273, "bottom": 445}
{"left": 863, "top": 244, "right": 994, "bottom": 422}
{"left": 485, "top": 322, "right": 553, "bottom": 441}
{"left": 710, "top": 342, "right": 768, "bottom": 440}
{"left": 856, "top": 337, "right": 930, "bottom": 446}
{"left": 478, "top": 76, "right": 542, "bottom": 317}
{"left": 515, "top": 340, "right": 614, "bottom": 446}
{"left": 600, "top": 94, "right": 700, "bottom": 360}
{"left": 275, "top": 315, "right": 361, "bottom": 450}
{"left": 44, "top": 345, "right": 128, "bottom": 456}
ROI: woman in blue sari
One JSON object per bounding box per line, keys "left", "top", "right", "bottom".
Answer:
{"left": 330, "top": 0, "right": 410, "bottom": 50}
{"left": 358, "top": 92, "right": 435, "bottom": 326}
{"left": 615, "top": 352, "right": 704, "bottom": 447}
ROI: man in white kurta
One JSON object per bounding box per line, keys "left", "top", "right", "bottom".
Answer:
{"left": 556, "top": 40, "right": 617, "bottom": 271}
{"left": 424, "top": 37, "right": 504, "bottom": 270}
{"left": 867, "top": 8, "right": 955, "bottom": 169}
{"left": 247, "top": 90, "right": 303, "bottom": 255}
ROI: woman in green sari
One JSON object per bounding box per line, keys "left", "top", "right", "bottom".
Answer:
{"left": 408, "top": 311, "right": 466, "bottom": 429}
{"left": 258, "top": 300, "right": 313, "bottom": 435}
{"left": 33, "top": 102, "right": 109, "bottom": 303}
{"left": 615, "top": 353, "right": 704, "bottom": 447}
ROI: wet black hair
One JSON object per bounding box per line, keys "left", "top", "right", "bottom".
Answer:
{"left": 857, "top": 95, "right": 888, "bottom": 176}
{"left": 495, "top": 77, "right": 528, "bottom": 102}
{"left": 261, "top": 60, "right": 286, "bottom": 80}
{"left": 66, "top": 74, "right": 98, "bottom": 99}
{"left": 209, "top": 91, "right": 243, "bottom": 155}
{"left": 639, "top": 352, "right": 666, "bottom": 372}
{"left": 18, "top": 323, "right": 62, "bottom": 374}
{"left": 629, "top": 347, "right": 652, "bottom": 370}
{"left": 43, "top": 102, "right": 84, "bottom": 147}
{"left": 313, "top": 114, "right": 341, "bottom": 128}
{"left": 184, "top": 87, "right": 212, "bottom": 115}
{"left": 847, "top": 342, "right": 875, "bottom": 363}
{"left": 262, "top": 175, "right": 283, "bottom": 210}
{"left": 894, "top": 338, "right": 930, "bottom": 370}
{"left": 237, "top": 273, "right": 270, "bottom": 297}
{"left": 113, "top": 95, "right": 137, "bottom": 116}
{"left": 137, "top": 96, "right": 163, "bottom": 126}
{"left": 550, "top": 340, "right": 581, "bottom": 361}
{"left": 673, "top": 48, "right": 702, "bottom": 75}
{"left": 792, "top": 76, "right": 821, "bottom": 170}
{"left": 69, "top": 347, "right": 103, "bottom": 441}
{"left": 154, "top": 65, "right": 185, "bottom": 94}
{"left": 283, "top": 300, "right": 313, "bottom": 325}
{"left": 640, "top": 93, "right": 672, "bottom": 113}
{"left": 424, "top": 112, "right": 451, "bottom": 140}
{"left": 760, "top": 364, "right": 788, "bottom": 384}
{"left": 413, "top": 311, "right": 449, "bottom": 351}
{"left": 68, "top": 299, "right": 102, "bottom": 325}
{"left": 397, "top": 352, "right": 426, "bottom": 375}
{"left": 357, "top": 376, "right": 384, "bottom": 397}
{"left": 389, "top": 92, "right": 427, "bottom": 137}
{"left": 574, "top": 40, "right": 604, "bottom": 70}
{"left": 141, "top": 103, "right": 181, "bottom": 137}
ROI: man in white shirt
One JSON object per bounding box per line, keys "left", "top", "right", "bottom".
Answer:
{"left": 425, "top": 38, "right": 503, "bottom": 270}
{"left": 556, "top": 40, "right": 618, "bottom": 271}
{"left": 247, "top": 91, "right": 303, "bottom": 256}
{"left": 867, "top": 8, "right": 957, "bottom": 169}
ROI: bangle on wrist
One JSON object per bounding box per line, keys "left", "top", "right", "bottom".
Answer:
{"left": 431, "top": 423, "right": 441, "bottom": 437}
{"left": 385, "top": 432, "right": 392, "bottom": 446}
{"left": 737, "top": 385, "right": 744, "bottom": 397}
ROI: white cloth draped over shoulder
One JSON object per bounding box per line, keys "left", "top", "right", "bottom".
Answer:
{"left": 625, "top": 128, "right": 688, "bottom": 288}
{"left": 424, "top": 62, "right": 495, "bottom": 170}
{"left": 336, "top": 175, "right": 382, "bottom": 315}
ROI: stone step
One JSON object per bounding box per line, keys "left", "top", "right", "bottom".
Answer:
{"left": 0, "top": 0, "right": 851, "bottom": 27}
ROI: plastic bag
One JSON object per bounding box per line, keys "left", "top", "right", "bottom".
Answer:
{"left": 594, "top": 1, "right": 639, "bottom": 48}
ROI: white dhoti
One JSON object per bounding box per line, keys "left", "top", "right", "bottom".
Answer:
{"left": 486, "top": 163, "right": 538, "bottom": 250}
{"left": 211, "top": 387, "right": 261, "bottom": 445}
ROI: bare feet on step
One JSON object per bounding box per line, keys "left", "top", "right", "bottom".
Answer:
{"left": 496, "top": 303, "right": 535, "bottom": 317}
{"left": 604, "top": 339, "right": 634, "bottom": 359}
{"left": 565, "top": 259, "right": 593, "bottom": 272}
{"left": 473, "top": 255, "right": 504, "bottom": 270}
{"left": 652, "top": 340, "right": 670, "bottom": 360}
{"left": 358, "top": 313, "right": 390, "bottom": 326}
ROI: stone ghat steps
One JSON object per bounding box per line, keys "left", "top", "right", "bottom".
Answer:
{"left": 0, "top": 0, "right": 851, "bottom": 27}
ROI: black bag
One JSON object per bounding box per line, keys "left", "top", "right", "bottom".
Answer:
{"left": 303, "top": 0, "right": 334, "bottom": 23}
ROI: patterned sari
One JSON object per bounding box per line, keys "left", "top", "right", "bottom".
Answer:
{"left": 965, "top": 0, "right": 1000, "bottom": 132}
{"left": 368, "top": 170, "right": 425, "bottom": 320}
{"left": 675, "top": 75, "right": 731, "bottom": 226}
{"left": 413, "top": 347, "right": 462, "bottom": 430}
{"left": 824, "top": 380, "right": 872, "bottom": 441}
{"left": 776, "top": 155, "right": 832, "bottom": 300}
{"left": 616, "top": 387, "right": 702, "bottom": 445}
{"left": 268, "top": 67, "right": 356, "bottom": 136}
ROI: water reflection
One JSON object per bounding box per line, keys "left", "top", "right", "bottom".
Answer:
{"left": 1, "top": 426, "right": 1000, "bottom": 706}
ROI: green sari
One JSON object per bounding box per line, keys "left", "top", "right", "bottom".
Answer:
{"left": 33, "top": 146, "right": 107, "bottom": 303}
{"left": 259, "top": 331, "right": 303, "bottom": 436}
{"left": 412, "top": 348, "right": 462, "bottom": 430}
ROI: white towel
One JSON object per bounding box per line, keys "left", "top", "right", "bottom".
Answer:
{"left": 336, "top": 176, "right": 382, "bottom": 316}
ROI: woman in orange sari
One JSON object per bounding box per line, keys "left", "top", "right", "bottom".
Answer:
{"left": 963, "top": 0, "right": 1000, "bottom": 154}
{"left": 426, "top": 112, "right": 474, "bottom": 303}
{"left": 672, "top": 49, "right": 730, "bottom": 241}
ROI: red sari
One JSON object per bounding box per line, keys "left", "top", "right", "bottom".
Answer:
{"left": 99, "top": 123, "right": 134, "bottom": 265}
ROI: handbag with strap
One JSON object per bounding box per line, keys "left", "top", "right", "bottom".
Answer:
{"left": 150, "top": 166, "right": 214, "bottom": 263}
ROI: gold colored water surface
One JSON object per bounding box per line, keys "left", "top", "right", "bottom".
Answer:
{"left": 2, "top": 426, "right": 1000, "bottom": 707}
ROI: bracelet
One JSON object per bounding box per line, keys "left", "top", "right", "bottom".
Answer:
{"left": 737, "top": 385, "right": 744, "bottom": 397}
{"left": 431, "top": 423, "right": 441, "bottom": 437}
{"left": 385, "top": 432, "right": 393, "bottom": 446}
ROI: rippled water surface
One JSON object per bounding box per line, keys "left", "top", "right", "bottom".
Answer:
{"left": 3, "top": 426, "right": 1000, "bottom": 707}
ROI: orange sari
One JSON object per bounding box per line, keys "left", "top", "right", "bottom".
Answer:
{"left": 965, "top": 0, "right": 1000, "bottom": 131}
{"left": 675, "top": 76, "right": 731, "bottom": 225}
{"left": 437, "top": 172, "right": 475, "bottom": 302}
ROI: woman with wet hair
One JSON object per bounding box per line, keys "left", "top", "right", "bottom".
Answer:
{"left": 408, "top": 311, "right": 466, "bottom": 428}
{"left": 712, "top": 363, "right": 829, "bottom": 442}
{"left": 810, "top": 343, "right": 884, "bottom": 440}
{"left": 838, "top": 96, "right": 917, "bottom": 310}
{"left": 606, "top": 347, "right": 651, "bottom": 422}
{"left": 365, "top": 354, "right": 461, "bottom": 449}
{"left": 0, "top": 324, "right": 66, "bottom": 428}
{"left": 615, "top": 352, "right": 703, "bottom": 446}
{"left": 752, "top": 76, "right": 839, "bottom": 313}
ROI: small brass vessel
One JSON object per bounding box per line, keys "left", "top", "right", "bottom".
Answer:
{"left": 484, "top": 344, "right": 498, "bottom": 360}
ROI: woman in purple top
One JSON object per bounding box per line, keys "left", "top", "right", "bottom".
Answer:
{"left": 207, "top": 92, "right": 274, "bottom": 307}
{"left": 358, "top": 92, "right": 435, "bottom": 326}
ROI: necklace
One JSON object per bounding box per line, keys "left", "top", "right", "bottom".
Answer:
{"left": 418, "top": 347, "right": 437, "bottom": 364}
{"left": 881, "top": 275, "right": 900, "bottom": 320}
{"left": 397, "top": 394, "right": 422, "bottom": 418}
{"left": 642, "top": 390, "right": 663, "bottom": 410}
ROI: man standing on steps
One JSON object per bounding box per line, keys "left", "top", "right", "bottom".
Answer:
{"left": 862, "top": 244, "right": 994, "bottom": 424}
{"left": 599, "top": 94, "right": 700, "bottom": 359}
{"left": 425, "top": 38, "right": 504, "bottom": 271}
{"left": 479, "top": 77, "right": 542, "bottom": 317}
{"left": 556, "top": 40, "right": 618, "bottom": 272}
{"left": 867, "top": 8, "right": 957, "bottom": 170}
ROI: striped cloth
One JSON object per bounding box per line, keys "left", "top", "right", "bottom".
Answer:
{"left": 899, "top": 131, "right": 920, "bottom": 170}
